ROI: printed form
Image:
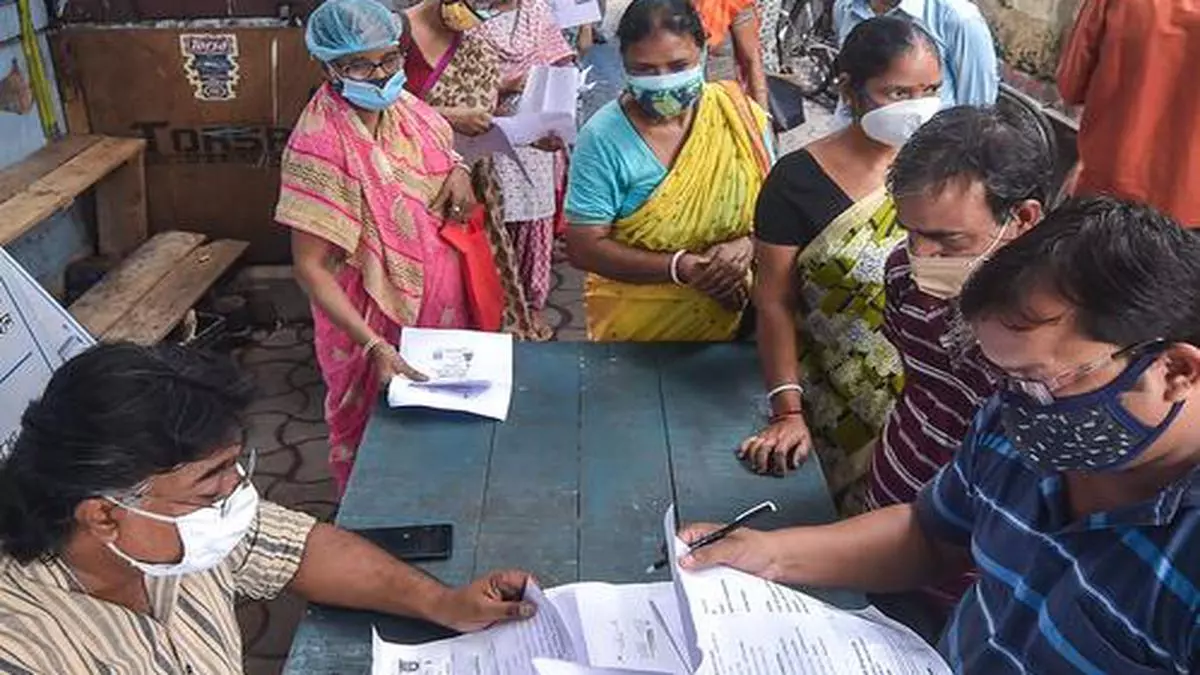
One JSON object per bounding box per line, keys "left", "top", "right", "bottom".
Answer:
{"left": 372, "top": 583, "right": 688, "bottom": 675}
{"left": 664, "top": 507, "right": 951, "bottom": 675}
{"left": 371, "top": 508, "right": 950, "bottom": 675}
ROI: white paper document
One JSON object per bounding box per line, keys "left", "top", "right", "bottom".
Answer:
{"left": 0, "top": 248, "right": 93, "bottom": 458}
{"left": 456, "top": 127, "right": 521, "bottom": 166}
{"left": 664, "top": 507, "right": 952, "bottom": 675}
{"left": 550, "top": 0, "right": 602, "bottom": 29}
{"left": 499, "top": 66, "right": 588, "bottom": 146}
{"left": 533, "top": 660, "right": 653, "bottom": 675}
{"left": 372, "top": 581, "right": 688, "bottom": 675}
{"left": 372, "top": 507, "right": 949, "bottom": 675}
{"left": 547, "top": 582, "right": 689, "bottom": 673}
{"left": 386, "top": 328, "right": 514, "bottom": 421}
{"left": 373, "top": 584, "right": 576, "bottom": 675}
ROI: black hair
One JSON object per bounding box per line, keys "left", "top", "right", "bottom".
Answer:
{"left": 0, "top": 343, "right": 255, "bottom": 563}
{"left": 888, "top": 105, "right": 1054, "bottom": 222}
{"left": 616, "top": 0, "right": 707, "bottom": 53}
{"left": 961, "top": 196, "right": 1200, "bottom": 348}
{"left": 835, "top": 15, "right": 937, "bottom": 90}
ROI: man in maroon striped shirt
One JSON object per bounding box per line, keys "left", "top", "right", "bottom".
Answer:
{"left": 866, "top": 105, "right": 1052, "bottom": 614}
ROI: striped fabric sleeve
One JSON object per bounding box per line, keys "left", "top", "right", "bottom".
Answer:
{"left": 229, "top": 501, "right": 317, "bottom": 601}
{"left": 914, "top": 426, "right": 981, "bottom": 547}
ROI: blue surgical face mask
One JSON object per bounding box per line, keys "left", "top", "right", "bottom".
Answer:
{"left": 625, "top": 56, "right": 706, "bottom": 119}
{"left": 335, "top": 69, "right": 408, "bottom": 111}
{"left": 999, "top": 351, "right": 1184, "bottom": 473}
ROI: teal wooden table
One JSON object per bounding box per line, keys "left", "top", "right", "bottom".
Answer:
{"left": 283, "top": 342, "right": 863, "bottom": 674}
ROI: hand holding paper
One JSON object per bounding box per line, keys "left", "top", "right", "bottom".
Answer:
{"left": 386, "top": 328, "right": 514, "bottom": 420}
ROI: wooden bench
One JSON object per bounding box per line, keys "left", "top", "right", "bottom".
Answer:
{"left": 0, "top": 135, "right": 248, "bottom": 344}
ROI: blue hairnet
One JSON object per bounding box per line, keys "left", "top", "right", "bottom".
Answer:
{"left": 306, "top": 0, "right": 403, "bottom": 63}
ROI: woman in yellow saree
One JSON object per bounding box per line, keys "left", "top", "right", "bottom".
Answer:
{"left": 564, "top": 0, "right": 773, "bottom": 342}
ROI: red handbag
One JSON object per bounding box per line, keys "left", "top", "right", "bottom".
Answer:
{"left": 440, "top": 204, "right": 504, "bottom": 332}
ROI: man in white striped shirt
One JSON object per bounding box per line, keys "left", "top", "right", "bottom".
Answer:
{"left": 0, "top": 343, "right": 535, "bottom": 674}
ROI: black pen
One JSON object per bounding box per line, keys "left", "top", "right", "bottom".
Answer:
{"left": 646, "top": 500, "right": 779, "bottom": 573}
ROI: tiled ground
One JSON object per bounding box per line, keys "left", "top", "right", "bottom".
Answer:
{"left": 235, "top": 93, "right": 835, "bottom": 675}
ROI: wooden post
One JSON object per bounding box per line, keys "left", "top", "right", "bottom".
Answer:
{"left": 95, "top": 151, "right": 148, "bottom": 257}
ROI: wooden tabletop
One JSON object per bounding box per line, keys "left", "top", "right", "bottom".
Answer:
{"left": 284, "top": 342, "right": 863, "bottom": 673}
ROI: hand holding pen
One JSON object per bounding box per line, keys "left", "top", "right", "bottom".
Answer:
{"left": 647, "top": 500, "right": 778, "bottom": 573}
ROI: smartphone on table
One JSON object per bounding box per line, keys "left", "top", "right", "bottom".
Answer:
{"left": 349, "top": 524, "right": 454, "bottom": 562}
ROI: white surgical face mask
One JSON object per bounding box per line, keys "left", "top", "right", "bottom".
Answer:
{"left": 860, "top": 96, "right": 942, "bottom": 147}
{"left": 908, "top": 223, "right": 1009, "bottom": 300}
{"left": 106, "top": 482, "right": 259, "bottom": 577}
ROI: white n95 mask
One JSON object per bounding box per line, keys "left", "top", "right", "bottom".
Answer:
{"left": 861, "top": 97, "right": 942, "bottom": 147}
{"left": 106, "top": 482, "right": 259, "bottom": 577}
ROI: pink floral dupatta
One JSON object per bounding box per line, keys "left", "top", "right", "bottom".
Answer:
{"left": 276, "top": 83, "right": 469, "bottom": 495}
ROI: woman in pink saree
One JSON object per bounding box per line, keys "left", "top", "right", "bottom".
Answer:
{"left": 276, "top": 0, "right": 479, "bottom": 496}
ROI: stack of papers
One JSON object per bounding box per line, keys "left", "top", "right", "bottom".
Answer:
{"left": 371, "top": 506, "right": 952, "bottom": 674}
{"left": 385, "top": 328, "right": 514, "bottom": 421}
{"left": 455, "top": 66, "right": 590, "bottom": 173}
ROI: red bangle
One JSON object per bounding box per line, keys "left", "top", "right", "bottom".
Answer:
{"left": 769, "top": 410, "right": 803, "bottom": 425}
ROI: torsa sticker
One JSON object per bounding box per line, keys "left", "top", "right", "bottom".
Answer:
{"left": 179, "top": 33, "right": 240, "bottom": 102}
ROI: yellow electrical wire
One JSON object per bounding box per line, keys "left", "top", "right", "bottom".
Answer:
{"left": 17, "top": 0, "right": 60, "bottom": 139}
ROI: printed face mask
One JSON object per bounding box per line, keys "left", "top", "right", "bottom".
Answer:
{"left": 908, "top": 223, "right": 1009, "bottom": 300}
{"left": 106, "top": 482, "right": 260, "bottom": 577}
{"left": 336, "top": 69, "right": 408, "bottom": 111}
{"left": 625, "top": 60, "right": 705, "bottom": 119}
{"left": 999, "top": 351, "right": 1184, "bottom": 473}
{"left": 860, "top": 96, "right": 941, "bottom": 147}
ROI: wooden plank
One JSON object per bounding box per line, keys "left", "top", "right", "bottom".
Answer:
{"left": 578, "top": 344, "right": 674, "bottom": 583}
{"left": 95, "top": 150, "right": 148, "bottom": 257}
{"left": 0, "top": 136, "right": 146, "bottom": 245}
{"left": 474, "top": 343, "right": 582, "bottom": 586}
{"left": 69, "top": 231, "right": 206, "bottom": 338}
{"left": 660, "top": 343, "right": 865, "bottom": 608}
{"left": 0, "top": 135, "right": 102, "bottom": 205}
{"left": 100, "top": 238, "right": 247, "bottom": 344}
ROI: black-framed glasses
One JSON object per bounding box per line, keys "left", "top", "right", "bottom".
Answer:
{"left": 335, "top": 49, "right": 405, "bottom": 82}
{"left": 987, "top": 339, "right": 1165, "bottom": 405}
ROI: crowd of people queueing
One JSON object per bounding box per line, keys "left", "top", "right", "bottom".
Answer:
{"left": 0, "top": 0, "right": 1197, "bottom": 672}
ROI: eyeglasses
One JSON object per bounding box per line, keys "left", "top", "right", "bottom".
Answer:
{"left": 203, "top": 446, "right": 258, "bottom": 518}
{"left": 119, "top": 447, "right": 259, "bottom": 519}
{"left": 988, "top": 339, "right": 1165, "bottom": 405}
{"left": 335, "top": 49, "right": 405, "bottom": 82}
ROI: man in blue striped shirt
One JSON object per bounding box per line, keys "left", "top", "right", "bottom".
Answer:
{"left": 680, "top": 196, "right": 1200, "bottom": 673}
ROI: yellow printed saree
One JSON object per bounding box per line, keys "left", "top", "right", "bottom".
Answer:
{"left": 585, "top": 82, "right": 771, "bottom": 342}
{"left": 793, "top": 186, "right": 907, "bottom": 514}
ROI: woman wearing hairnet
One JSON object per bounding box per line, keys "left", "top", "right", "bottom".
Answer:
{"left": 276, "top": 0, "right": 493, "bottom": 496}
